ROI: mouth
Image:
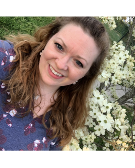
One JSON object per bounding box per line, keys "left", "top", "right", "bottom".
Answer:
{"left": 49, "top": 65, "right": 64, "bottom": 79}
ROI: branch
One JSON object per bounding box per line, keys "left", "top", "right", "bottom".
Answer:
{"left": 117, "top": 87, "right": 135, "bottom": 105}
{"left": 98, "top": 82, "right": 105, "bottom": 92}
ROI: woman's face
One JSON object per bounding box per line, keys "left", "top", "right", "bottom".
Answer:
{"left": 39, "top": 23, "right": 99, "bottom": 90}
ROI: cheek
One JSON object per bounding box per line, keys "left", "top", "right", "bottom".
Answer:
{"left": 70, "top": 70, "right": 86, "bottom": 81}
{"left": 76, "top": 70, "right": 89, "bottom": 81}
{"left": 42, "top": 49, "right": 48, "bottom": 59}
{"left": 39, "top": 55, "right": 45, "bottom": 68}
{"left": 42, "top": 47, "right": 55, "bottom": 61}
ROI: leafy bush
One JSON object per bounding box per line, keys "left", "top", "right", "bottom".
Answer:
{"left": 0, "top": 17, "right": 55, "bottom": 39}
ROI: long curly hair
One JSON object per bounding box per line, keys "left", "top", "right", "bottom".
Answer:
{"left": 3, "top": 17, "right": 110, "bottom": 146}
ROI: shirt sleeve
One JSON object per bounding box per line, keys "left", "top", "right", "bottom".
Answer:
{"left": 0, "top": 40, "right": 15, "bottom": 80}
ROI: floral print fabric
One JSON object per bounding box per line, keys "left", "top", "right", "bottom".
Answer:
{"left": 0, "top": 40, "right": 62, "bottom": 151}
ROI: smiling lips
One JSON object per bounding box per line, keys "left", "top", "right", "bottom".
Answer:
{"left": 49, "top": 65, "right": 64, "bottom": 79}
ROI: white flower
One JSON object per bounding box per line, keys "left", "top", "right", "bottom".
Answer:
{"left": 85, "top": 116, "right": 93, "bottom": 126}
{"left": 98, "top": 114, "right": 112, "bottom": 131}
{"left": 82, "top": 133, "right": 96, "bottom": 145}
{"left": 93, "top": 90, "right": 104, "bottom": 101}
{"left": 68, "top": 138, "right": 82, "bottom": 151}
{"left": 75, "top": 127, "right": 89, "bottom": 140}
{"left": 107, "top": 113, "right": 114, "bottom": 124}
{"left": 94, "top": 125, "right": 105, "bottom": 136}
{"left": 83, "top": 147, "right": 90, "bottom": 151}
{"left": 101, "top": 70, "right": 111, "bottom": 79}
{"left": 92, "top": 89, "right": 105, "bottom": 106}
{"left": 114, "top": 119, "right": 121, "bottom": 131}
{"left": 101, "top": 106, "right": 107, "bottom": 113}
{"left": 99, "top": 17, "right": 116, "bottom": 30}
{"left": 101, "top": 100, "right": 113, "bottom": 113}
{"left": 62, "top": 145, "right": 70, "bottom": 151}
{"left": 89, "top": 109, "right": 101, "bottom": 119}
{"left": 119, "top": 125, "right": 128, "bottom": 137}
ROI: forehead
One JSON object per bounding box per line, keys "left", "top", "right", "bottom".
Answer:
{"left": 56, "top": 23, "right": 91, "bottom": 43}
{"left": 52, "top": 24, "right": 99, "bottom": 66}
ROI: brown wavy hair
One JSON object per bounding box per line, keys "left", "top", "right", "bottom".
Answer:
{"left": 3, "top": 17, "right": 110, "bottom": 146}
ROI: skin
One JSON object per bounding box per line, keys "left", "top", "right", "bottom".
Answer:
{"left": 38, "top": 23, "right": 99, "bottom": 95}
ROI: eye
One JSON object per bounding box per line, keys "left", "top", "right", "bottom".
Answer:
{"left": 75, "top": 60, "right": 83, "bottom": 68}
{"left": 55, "top": 43, "right": 63, "bottom": 51}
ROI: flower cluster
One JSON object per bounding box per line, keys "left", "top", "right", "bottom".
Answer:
{"left": 98, "top": 41, "right": 135, "bottom": 88}
{"left": 116, "top": 17, "right": 122, "bottom": 20}
{"left": 63, "top": 43, "right": 135, "bottom": 151}
{"left": 63, "top": 87, "right": 132, "bottom": 151}
{"left": 98, "top": 17, "right": 117, "bottom": 30}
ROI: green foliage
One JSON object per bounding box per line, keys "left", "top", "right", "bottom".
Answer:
{"left": 0, "top": 17, "right": 55, "bottom": 39}
{"left": 104, "top": 23, "right": 122, "bottom": 44}
{"left": 122, "top": 105, "right": 134, "bottom": 125}
{"left": 115, "top": 19, "right": 129, "bottom": 36}
{"left": 104, "top": 18, "right": 129, "bottom": 46}
{"left": 94, "top": 136, "right": 105, "bottom": 150}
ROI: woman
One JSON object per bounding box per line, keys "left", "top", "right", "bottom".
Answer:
{"left": 0, "top": 17, "right": 109, "bottom": 150}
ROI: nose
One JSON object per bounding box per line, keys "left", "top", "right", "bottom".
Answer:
{"left": 55, "top": 55, "right": 70, "bottom": 71}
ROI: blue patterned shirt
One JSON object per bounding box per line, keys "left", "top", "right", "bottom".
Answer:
{"left": 0, "top": 40, "right": 62, "bottom": 151}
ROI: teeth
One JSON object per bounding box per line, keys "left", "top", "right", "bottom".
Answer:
{"left": 50, "top": 65, "right": 63, "bottom": 77}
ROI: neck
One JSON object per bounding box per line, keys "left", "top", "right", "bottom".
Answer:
{"left": 37, "top": 77, "right": 59, "bottom": 97}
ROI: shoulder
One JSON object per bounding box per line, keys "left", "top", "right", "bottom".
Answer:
{"left": 0, "top": 40, "right": 13, "bottom": 48}
{"left": 0, "top": 40, "right": 15, "bottom": 58}
{"left": 0, "top": 40, "right": 15, "bottom": 79}
{"left": 0, "top": 40, "right": 15, "bottom": 61}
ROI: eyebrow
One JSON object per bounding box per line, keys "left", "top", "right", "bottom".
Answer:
{"left": 56, "top": 37, "right": 88, "bottom": 64}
